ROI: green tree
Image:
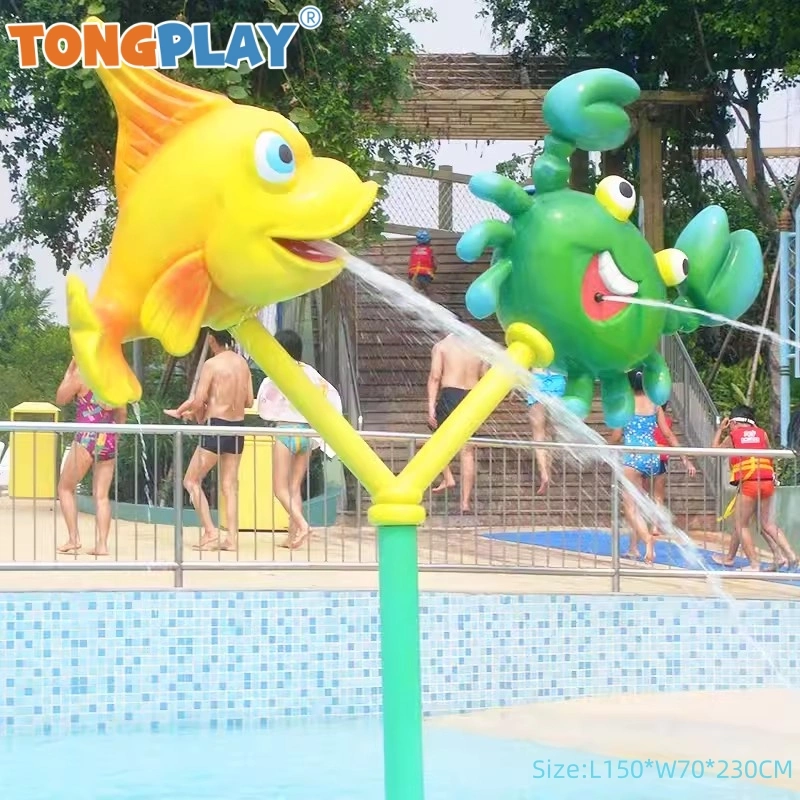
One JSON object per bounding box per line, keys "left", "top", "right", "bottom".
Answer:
{"left": 0, "top": 268, "right": 72, "bottom": 427}
{"left": 0, "top": 0, "right": 435, "bottom": 272}
{"left": 481, "top": 0, "right": 800, "bottom": 231}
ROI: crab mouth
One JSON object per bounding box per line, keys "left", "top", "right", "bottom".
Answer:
{"left": 581, "top": 251, "right": 639, "bottom": 321}
{"left": 274, "top": 239, "right": 339, "bottom": 265}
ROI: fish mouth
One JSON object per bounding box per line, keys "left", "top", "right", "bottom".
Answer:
{"left": 269, "top": 181, "right": 378, "bottom": 270}
{"left": 273, "top": 239, "right": 338, "bottom": 265}
{"left": 581, "top": 251, "right": 639, "bottom": 321}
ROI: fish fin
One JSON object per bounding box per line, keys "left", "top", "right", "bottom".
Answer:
{"left": 205, "top": 293, "right": 257, "bottom": 331}
{"left": 86, "top": 17, "right": 230, "bottom": 205}
{"left": 140, "top": 251, "right": 211, "bottom": 355}
{"left": 66, "top": 275, "right": 141, "bottom": 407}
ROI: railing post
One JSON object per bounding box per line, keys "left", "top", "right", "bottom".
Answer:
{"left": 610, "top": 473, "right": 621, "bottom": 592}
{"left": 437, "top": 165, "right": 453, "bottom": 231}
{"left": 173, "top": 431, "right": 184, "bottom": 588}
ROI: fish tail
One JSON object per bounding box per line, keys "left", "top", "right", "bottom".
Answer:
{"left": 66, "top": 275, "right": 141, "bottom": 407}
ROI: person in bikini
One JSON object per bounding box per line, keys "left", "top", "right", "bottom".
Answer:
{"left": 711, "top": 406, "right": 797, "bottom": 571}
{"left": 608, "top": 370, "right": 693, "bottom": 564}
{"left": 256, "top": 329, "right": 342, "bottom": 550}
{"left": 166, "top": 329, "right": 253, "bottom": 552}
{"left": 427, "top": 314, "right": 487, "bottom": 514}
{"left": 56, "top": 358, "right": 126, "bottom": 555}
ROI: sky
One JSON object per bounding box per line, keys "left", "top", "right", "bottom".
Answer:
{"left": 1, "top": 0, "right": 799, "bottom": 322}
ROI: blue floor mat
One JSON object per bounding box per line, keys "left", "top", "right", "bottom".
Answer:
{"left": 483, "top": 529, "right": 800, "bottom": 582}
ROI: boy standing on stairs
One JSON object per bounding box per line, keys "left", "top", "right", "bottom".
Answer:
{"left": 426, "top": 312, "right": 487, "bottom": 513}
{"left": 408, "top": 229, "right": 437, "bottom": 295}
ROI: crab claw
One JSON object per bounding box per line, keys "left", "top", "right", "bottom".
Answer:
{"left": 542, "top": 69, "right": 641, "bottom": 152}
{"left": 674, "top": 205, "right": 764, "bottom": 326}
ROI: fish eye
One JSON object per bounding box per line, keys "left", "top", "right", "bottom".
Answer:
{"left": 254, "top": 131, "right": 295, "bottom": 184}
{"left": 655, "top": 248, "right": 690, "bottom": 287}
{"left": 595, "top": 176, "right": 636, "bottom": 221}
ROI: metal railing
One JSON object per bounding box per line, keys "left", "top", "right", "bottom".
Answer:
{"left": 660, "top": 334, "right": 724, "bottom": 509}
{"left": 1, "top": 420, "right": 798, "bottom": 593}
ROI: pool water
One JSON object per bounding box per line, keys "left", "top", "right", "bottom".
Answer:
{"left": 1, "top": 718, "right": 796, "bottom": 799}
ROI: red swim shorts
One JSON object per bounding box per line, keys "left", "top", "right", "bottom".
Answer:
{"left": 740, "top": 480, "right": 775, "bottom": 500}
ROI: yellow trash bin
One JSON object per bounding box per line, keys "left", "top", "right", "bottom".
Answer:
{"left": 9, "top": 401, "right": 61, "bottom": 500}
{"left": 219, "top": 407, "right": 289, "bottom": 532}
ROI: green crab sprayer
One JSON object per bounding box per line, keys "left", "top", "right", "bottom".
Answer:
{"left": 457, "top": 68, "right": 764, "bottom": 428}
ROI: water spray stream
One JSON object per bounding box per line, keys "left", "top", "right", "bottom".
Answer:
{"left": 602, "top": 295, "right": 800, "bottom": 354}
{"left": 339, "top": 248, "right": 792, "bottom": 686}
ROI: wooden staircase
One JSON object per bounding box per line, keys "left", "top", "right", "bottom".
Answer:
{"left": 343, "top": 234, "right": 717, "bottom": 529}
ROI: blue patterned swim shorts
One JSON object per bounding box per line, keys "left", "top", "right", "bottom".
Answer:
{"left": 526, "top": 372, "right": 567, "bottom": 407}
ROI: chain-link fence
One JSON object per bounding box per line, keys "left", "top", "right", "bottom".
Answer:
{"left": 695, "top": 147, "right": 800, "bottom": 188}
{"left": 375, "top": 165, "right": 509, "bottom": 235}
{"left": 376, "top": 149, "right": 800, "bottom": 236}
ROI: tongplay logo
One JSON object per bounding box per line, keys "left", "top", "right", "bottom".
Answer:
{"left": 5, "top": 7, "right": 323, "bottom": 70}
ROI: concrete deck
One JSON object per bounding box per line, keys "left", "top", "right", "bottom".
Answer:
{"left": 1, "top": 497, "right": 799, "bottom": 597}
{"left": 430, "top": 688, "right": 800, "bottom": 792}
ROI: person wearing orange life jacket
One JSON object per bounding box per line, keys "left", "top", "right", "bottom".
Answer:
{"left": 408, "top": 230, "right": 436, "bottom": 294}
{"left": 712, "top": 405, "right": 797, "bottom": 571}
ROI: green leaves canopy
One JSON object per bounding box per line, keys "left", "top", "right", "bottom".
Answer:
{"left": 0, "top": 0, "right": 434, "bottom": 272}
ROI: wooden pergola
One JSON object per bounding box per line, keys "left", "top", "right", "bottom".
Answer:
{"left": 382, "top": 54, "right": 710, "bottom": 251}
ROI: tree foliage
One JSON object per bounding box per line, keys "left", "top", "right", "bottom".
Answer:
{"left": 481, "top": 0, "right": 800, "bottom": 231}
{"left": 0, "top": 266, "right": 72, "bottom": 428}
{"left": 0, "top": 0, "right": 435, "bottom": 272}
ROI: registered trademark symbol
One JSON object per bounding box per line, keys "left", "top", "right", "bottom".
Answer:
{"left": 297, "top": 5, "right": 323, "bottom": 30}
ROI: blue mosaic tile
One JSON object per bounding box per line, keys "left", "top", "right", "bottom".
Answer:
{"left": 0, "top": 591, "right": 797, "bottom": 735}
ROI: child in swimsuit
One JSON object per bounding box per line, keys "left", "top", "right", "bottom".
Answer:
{"left": 256, "top": 330, "right": 342, "bottom": 549}
{"left": 75, "top": 392, "right": 118, "bottom": 461}
{"left": 712, "top": 406, "right": 797, "bottom": 571}
{"left": 608, "top": 370, "right": 690, "bottom": 564}
{"left": 55, "top": 359, "right": 126, "bottom": 556}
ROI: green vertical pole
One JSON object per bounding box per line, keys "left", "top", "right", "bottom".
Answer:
{"left": 376, "top": 523, "right": 425, "bottom": 800}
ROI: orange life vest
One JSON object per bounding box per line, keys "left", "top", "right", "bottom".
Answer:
{"left": 729, "top": 424, "right": 774, "bottom": 485}
{"left": 408, "top": 244, "right": 435, "bottom": 278}
{"left": 653, "top": 415, "right": 672, "bottom": 462}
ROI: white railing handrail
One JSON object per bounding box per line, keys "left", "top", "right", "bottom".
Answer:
{"left": 0, "top": 419, "right": 794, "bottom": 460}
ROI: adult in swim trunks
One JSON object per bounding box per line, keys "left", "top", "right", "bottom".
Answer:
{"left": 166, "top": 329, "right": 254, "bottom": 553}
{"left": 427, "top": 318, "right": 487, "bottom": 513}
{"left": 55, "top": 359, "right": 127, "bottom": 556}
{"left": 526, "top": 369, "right": 567, "bottom": 494}
{"left": 435, "top": 386, "right": 468, "bottom": 429}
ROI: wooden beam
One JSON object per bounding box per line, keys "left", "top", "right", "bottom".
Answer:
{"left": 693, "top": 146, "right": 800, "bottom": 160}
{"left": 384, "top": 224, "right": 459, "bottom": 238}
{"left": 372, "top": 161, "right": 473, "bottom": 184}
{"left": 639, "top": 116, "right": 664, "bottom": 251}
{"left": 396, "top": 88, "right": 706, "bottom": 104}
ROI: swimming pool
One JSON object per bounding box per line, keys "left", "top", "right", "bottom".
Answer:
{"left": 1, "top": 591, "right": 798, "bottom": 798}
{"left": 1, "top": 718, "right": 796, "bottom": 799}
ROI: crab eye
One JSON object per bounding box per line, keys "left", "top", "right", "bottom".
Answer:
{"left": 655, "top": 248, "right": 690, "bottom": 287}
{"left": 595, "top": 176, "right": 636, "bottom": 221}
